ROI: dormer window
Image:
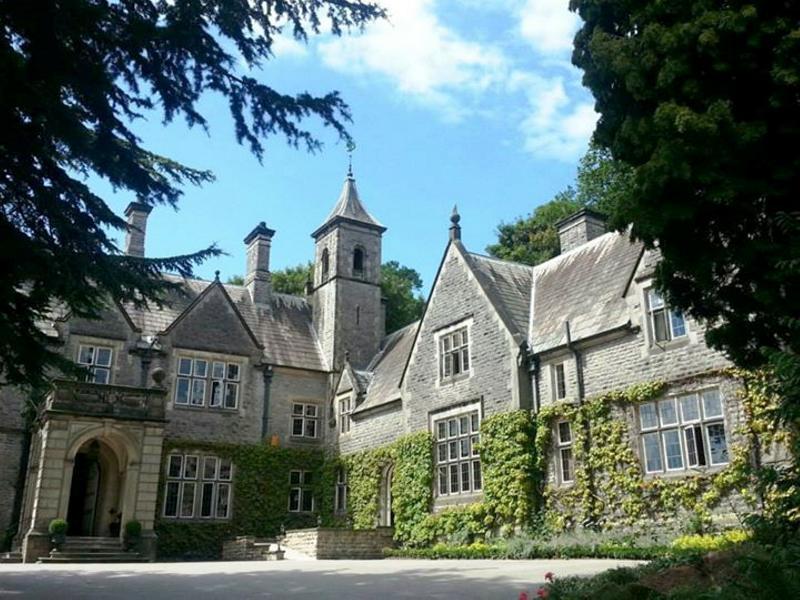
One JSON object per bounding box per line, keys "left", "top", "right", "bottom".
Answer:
{"left": 353, "top": 247, "right": 364, "bottom": 278}
{"left": 321, "top": 248, "right": 330, "bottom": 281}
{"left": 647, "top": 289, "right": 686, "bottom": 343}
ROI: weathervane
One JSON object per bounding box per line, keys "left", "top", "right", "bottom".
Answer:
{"left": 346, "top": 139, "right": 356, "bottom": 178}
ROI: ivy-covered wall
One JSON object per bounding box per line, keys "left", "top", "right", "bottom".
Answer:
{"left": 328, "top": 411, "right": 537, "bottom": 547}
{"left": 155, "top": 440, "right": 324, "bottom": 559}
{"left": 155, "top": 371, "right": 788, "bottom": 558}
{"left": 534, "top": 370, "right": 788, "bottom": 533}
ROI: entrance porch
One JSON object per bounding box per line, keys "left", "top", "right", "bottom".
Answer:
{"left": 17, "top": 380, "right": 166, "bottom": 562}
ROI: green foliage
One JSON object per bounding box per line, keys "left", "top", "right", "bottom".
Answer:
{"left": 124, "top": 520, "right": 142, "bottom": 539}
{"left": 380, "top": 261, "right": 425, "bottom": 334}
{"left": 0, "top": 0, "right": 386, "bottom": 388}
{"left": 336, "top": 412, "right": 537, "bottom": 547}
{"left": 48, "top": 518, "right": 67, "bottom": 536}
{"left": 571, "top": 0, "right": 800, "bottom": 456}
{"left": 487, "top": 143, "right": 633, "bottom": 266}
{"left": 479, "top": 411, "right": 537, "bottom": 528}
{"left": 226, "top": 275, "right": 245, "bottom": 286}
{"left": 155, "top": 440, "right": 323, "bottom": 559}
{"left": 670, "top": 530, "right": 750, "bottom": 553}
{"left": 271, "top": 263, "right": 314, "bottom": 296}
{"left": 329, "top": 432, "right": 433, "bottom": 545}
{"left": 534, "top": 376, "right": 781, "bottom": 532}
{"left": 542, "top": 541, "right": 800, "bottom": 599}
{"left": 244, "top": 259, "right": 426, "bottom": 334}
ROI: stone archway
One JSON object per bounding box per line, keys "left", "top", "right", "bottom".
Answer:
{"left": 65, "top": 438, "right": 123, "bottom": 537}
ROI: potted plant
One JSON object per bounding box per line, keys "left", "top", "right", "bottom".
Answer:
{"left": 123, "top": 520, "right": 142, "bottom": 551}
{"left": 48, "top": 518, "right": 68, "bottom": 550}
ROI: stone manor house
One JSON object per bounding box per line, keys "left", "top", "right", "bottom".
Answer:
{"left": 0, "top": 170, "right": 753, "bottom": 561}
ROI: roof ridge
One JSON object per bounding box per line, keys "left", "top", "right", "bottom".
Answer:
{"left": 467, "top": 251, "right": 535, "bottom": 271}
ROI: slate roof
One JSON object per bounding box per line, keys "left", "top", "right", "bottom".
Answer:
{"left": 123, "top": 276, "right": 327, "bottom": 372}
{"left": 353, "top": 321, "right": 419, "bottom": 414}
{"left": 464, "top": 251, "right": 533, "bottom": 343}
{"left": 529, "top": 232, "right": 644, "bottom": 353}
{"left": 312, "top": 174, "right": 385, "bottom": 238}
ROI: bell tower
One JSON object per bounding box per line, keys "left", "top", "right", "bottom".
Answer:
{"left": 311, "top": 167, "right": 385, "bottom": 371}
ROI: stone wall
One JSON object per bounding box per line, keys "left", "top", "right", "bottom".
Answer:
{"left": 404, "top": 244, "right": 523, "bottom": 436}
{"left": 221, "top": 536, "right": 283, "bottom": 561}
{"left": 268, "top": 367, "right": 329, "bottom": 450}
{"left": 282, "top": 527, "right": 394, "bottom": 559}
{"left": 0, "top": 385, "right": 26, "bottom": 545}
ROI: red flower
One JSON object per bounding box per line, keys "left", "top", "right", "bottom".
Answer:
{"left": 536, "top": 588, "right": 550, "bottom": 599}
{"left": 519, "top": 592, "right": 529, "bottom": 600}
{"left": 544, "top": 572, "right": 555, "bottom": 583}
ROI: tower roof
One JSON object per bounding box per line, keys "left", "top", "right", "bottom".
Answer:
{"left": 312, "top": 171, "right": 386, "bottom": 238}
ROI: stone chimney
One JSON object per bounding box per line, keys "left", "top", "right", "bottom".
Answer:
{"left": 124, "top": 202, "right": 152, "bottom": 257}
{"left": 243, "top": 221, "right": 275, "bottom": 304}
{"left": 555, "top": 209, "right": 606, "bottom": 254}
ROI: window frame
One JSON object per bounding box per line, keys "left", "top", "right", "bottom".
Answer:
{"left": 556, "top": 421, "right": 574, "bottom": 484}
{"left": 646, "top": 288, "right": 687, "bottom": 344}
{"left": 437, "top": 322, "right": 472, "bottom": 382}
{"left": 334, "top": 468, "right": 348, "bottom": 514}
{"left": 174, "top": 356, "right": 241, "bottom": 410}
{"left": 291, "top": 402, "right": 320, "bottom": 439}
{"left": 77, "top": 344, "right": 114, "bottom": 385}
{"left": 288, "top": 470, "right": 316, "bottom": 513}
{"left": 433, "top": 408, "right": 482, "bottom": 497}
{"left": 163, "top": 453, "right": 233, "bottom": 520}
{"left": 338, "top": 396, "right": 352, "bottom": 435}
{"left": 639, "top": 389, "right": 729, "bottom": 475}
{"left": 552, "top": 363, "right": 567, "bottom": 401}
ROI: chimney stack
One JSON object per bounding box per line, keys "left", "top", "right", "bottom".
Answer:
{"left": 555, "top": 209, "right": 606, "bottom": 254}
{"left": 243, "top": 221, "right": 275, "bottom": 304}
{"left": 124, "top": 202, "right": 152, "bottom": 257}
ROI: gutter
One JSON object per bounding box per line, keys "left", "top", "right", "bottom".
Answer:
{"left": 260, "top": 364, "right": 274, "bottom": 442}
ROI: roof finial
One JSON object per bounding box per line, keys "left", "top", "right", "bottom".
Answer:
{"left": 346, "top": 139, "right": 356, "bottom": 180}
{"left": 449, "top": 205, "right": 461, "bottom": 241}
{"left": 214, "top": 270, "right": 221, "bottom": 282}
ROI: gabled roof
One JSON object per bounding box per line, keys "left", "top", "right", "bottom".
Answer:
{"left": 529, "top": 232, "right": 644, "bottom": 353}
{"left": 123, "top": 276, "right": 328, "bottom": 371}
{"left": 312, "top": 173, "right": 385, "bottom": 238}
{"left": 353, "top": 321, "right": 419, "bottom": 415}
{"left": 464, "top": 251, "right": 533, "bottom": 344}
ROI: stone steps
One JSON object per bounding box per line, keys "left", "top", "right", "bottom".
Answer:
{"left": 39, "top": 536, "right": 147, "bottom": 563}
{"left": 0, "top": 551, "right": 22, "bottom": 564}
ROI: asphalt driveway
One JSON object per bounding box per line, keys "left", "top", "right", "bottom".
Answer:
{"left": 0, "top": 558, "right": 641, "bottom": 599}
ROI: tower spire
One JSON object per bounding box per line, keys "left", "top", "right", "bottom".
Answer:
{"left": 346, "top": 140, "right": 356, "bottom": 180}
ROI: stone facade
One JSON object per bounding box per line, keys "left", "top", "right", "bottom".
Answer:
{"left": 0, "top": 170, "right": 761, "bottom": 560}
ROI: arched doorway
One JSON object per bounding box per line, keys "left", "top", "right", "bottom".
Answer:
{"left": 378, "top": 465, "right": 394, "bottom": 527}
{"left": 66, "top": 439, "right": 123, "bottom": 537}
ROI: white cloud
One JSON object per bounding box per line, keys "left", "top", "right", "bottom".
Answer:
{"left": 313, "top": 0, "right": 593, "bottom": 161}
{"left": 517, "top": 0, "right": 580, "bottom": 54}
{"left": 271, "top": 34, "right": 309, "bottom": 59}
{"left": 318, "top": 0, "right": 507, "bottom": 119}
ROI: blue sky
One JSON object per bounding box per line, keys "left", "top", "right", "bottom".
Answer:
{"left": 98, "top": 0, "right": 594, "bottom": 294}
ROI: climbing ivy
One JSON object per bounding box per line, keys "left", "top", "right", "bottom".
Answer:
{"left": 534, "top": 372, "right": 786, "bottom": 533}
{"left": 331, "top": 412, "right": 536, "bottom": 547}
{"left": 155, "top": 440, "right": 323, "bottom": 559}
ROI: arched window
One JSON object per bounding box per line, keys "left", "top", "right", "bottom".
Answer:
{"left": 353, "top": 247, "right": 364, "bottom": 278}
{"left": 321, "top": 248, "right": 329, "bottom": 281}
